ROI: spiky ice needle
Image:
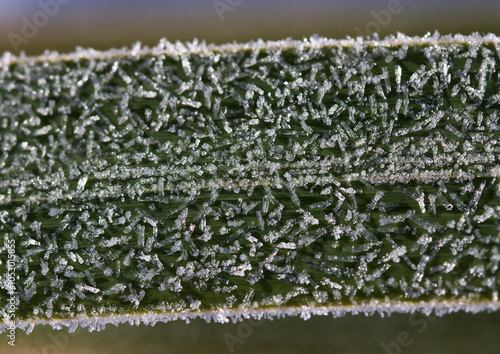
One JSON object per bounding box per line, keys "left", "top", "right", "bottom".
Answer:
{"left": 0, "top": 33, "right": 499, "bottom": 333}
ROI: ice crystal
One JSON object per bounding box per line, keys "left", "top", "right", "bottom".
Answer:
{"left": 0, "top": 33, "right": 499, "bottom": 332}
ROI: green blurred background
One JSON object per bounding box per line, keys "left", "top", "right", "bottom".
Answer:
{"left": 1, "top": 0, "right": 500, "bottom": 353}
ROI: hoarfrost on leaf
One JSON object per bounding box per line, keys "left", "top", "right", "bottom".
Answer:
{"left": 0, "top": 33, "right": 499, "bottom": 333}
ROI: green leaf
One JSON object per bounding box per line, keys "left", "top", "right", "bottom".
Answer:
{"left": 0, "top": 34, "right": 499, "bottom": 333}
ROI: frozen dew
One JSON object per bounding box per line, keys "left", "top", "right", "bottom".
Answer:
{"left": 0, "top": 33, "right": 499, "bottom": 333}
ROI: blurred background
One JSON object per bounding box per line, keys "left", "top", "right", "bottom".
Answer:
{"left": 1, "top": 0, "right": 500, "bottom": 353}
{"left": 0, "top": 0, "right": 499, "bottom": 55}
{"left": 0, "top": 312, "right": 500, "bottom": 354}
{"left": 3, "top": 310, "right": 500, "bottom": 354}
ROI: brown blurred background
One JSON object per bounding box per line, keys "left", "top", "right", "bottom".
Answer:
{"left": 0, "top": 0, "right": 499, "bottom": 55}
{"left": 3, "top": 310, "right": 500, "bottom": 354}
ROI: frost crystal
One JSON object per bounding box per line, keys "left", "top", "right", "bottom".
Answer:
{"left": 0, "top": 33, "right": 499, "bottom": 332}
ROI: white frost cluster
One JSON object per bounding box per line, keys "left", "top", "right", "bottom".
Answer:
{"left": 0, "top": 33, "right": 499, "bottom": 332}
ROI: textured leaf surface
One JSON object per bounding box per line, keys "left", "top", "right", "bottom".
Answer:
{"left": 0, "top": 34, "right": 499, "bottom": 332}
